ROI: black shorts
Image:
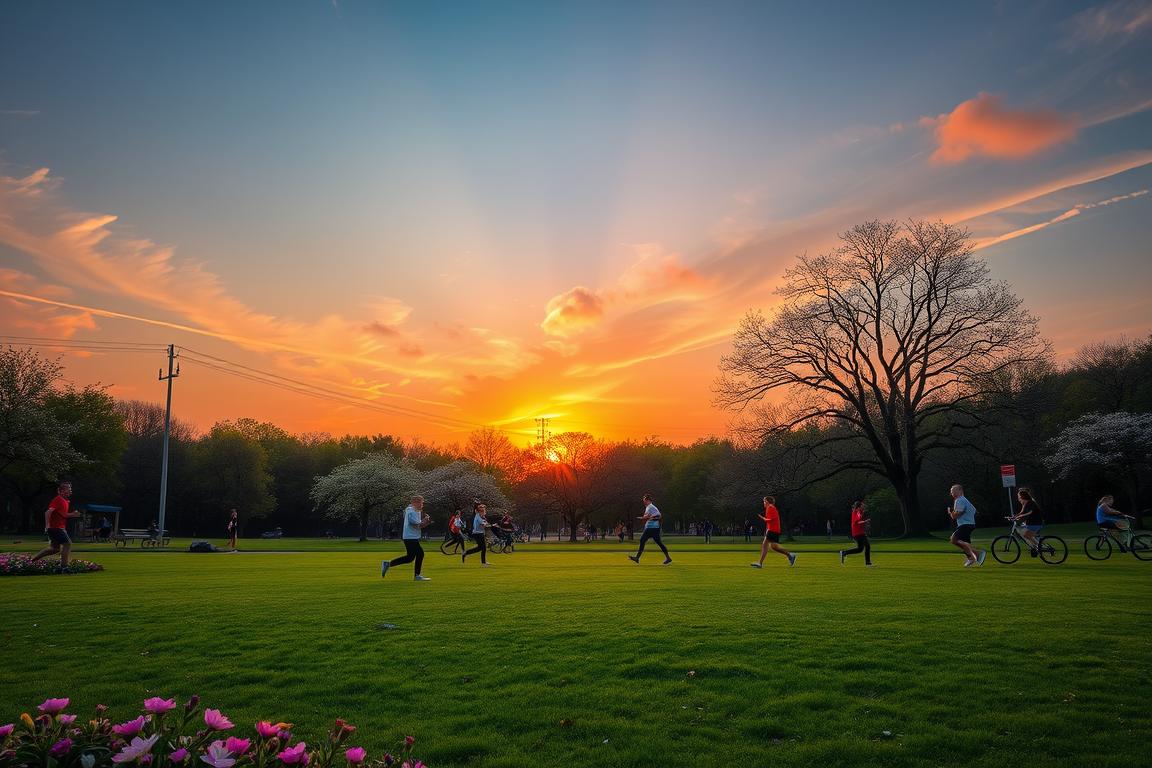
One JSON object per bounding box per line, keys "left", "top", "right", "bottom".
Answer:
{"left": 764, "top": 531, "right": 780, "bottom": 543}
{"left": 952, "top": 524, "right": 975, "bottom": 544}
{"left": 46, "top": 528, "right": 71, "bottom": 545}
{"left": 1098, "top": 520, "right": 1124, "bottom": 530}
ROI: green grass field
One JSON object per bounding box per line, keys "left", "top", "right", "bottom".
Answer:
{"left": 2, "top": 530, "right": 1149, "bottom": 767}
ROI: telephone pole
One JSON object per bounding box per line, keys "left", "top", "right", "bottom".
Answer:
{"left": 534, "top": 417, "right": 551, "bottom": 444}
{"left": 158, "top": 344, "right": 180, "bottom": 540}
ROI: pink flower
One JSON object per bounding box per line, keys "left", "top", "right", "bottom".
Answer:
{"left": 256, "top": 722, "right": 280, "bottom": 739}
{"left": 112, "top": 734, "right": 160, "bottom": 764}
{"left": 224, "top": 737, "right": 250, "bottom": 755}
{"left": 203, "top": 709, "right": 233, "bottom": 731}
{"left": 199, "top": 743, "right": 236, "bottom": 768}
{"left": 0, "top": 724, "right": 14, "bottom": 738}
{"left": 169, "top": 748, "right": 189, "bottom": 762}
{"left": 59, "top": 714, "right": 77, "bottom": 725}
{"left": 278, "top": 742, "right": 309, "bottom": 764}
{"left": 38, "top": 698, "right": 70, "bottom": 715}
{"left": 345, "top": 747, "right": 367, "bottom": 764}
{"left": 143, "top": 698, "right": 177, "bottom": 715}
{"left": 49, "top": 738, "right": 73, "bottom": 757}
{"left": 113, "top": 716, "right": 148, "bottom": 737}
{"left": 404, "top": 736, "right": 415, "bottom": 747}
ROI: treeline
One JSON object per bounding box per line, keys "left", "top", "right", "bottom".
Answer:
{"left": 2, "top": 337, "right": 1150, "bottom": 538}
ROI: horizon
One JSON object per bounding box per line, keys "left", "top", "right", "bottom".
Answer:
{"left": 2, "top": 0, "right": 1151, "bottom": 446}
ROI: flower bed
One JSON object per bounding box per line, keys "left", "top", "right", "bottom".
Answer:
{"left": 0, "top": 697, "right": 425, "bottom": 767}
{"left": 0, "top": 554, "right": 104, "bottom": 577}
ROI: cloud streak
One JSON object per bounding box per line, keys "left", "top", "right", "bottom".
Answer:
{"left": 922, "top": 93, "right": 1079, "bottom": 164}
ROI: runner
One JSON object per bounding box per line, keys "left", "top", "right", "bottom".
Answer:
{"left": 628, "top": 493, "right": 671, "bottom": 565}
{"left": 462, "top": 501, "right": 492, "bottom": 566}
{"left": 1013, "top": 489, "right": 1044, "bottom": 556}
{"left": 751, "top": 495, "right": 796, "bottom": 568}
{"left": 30, "top": 481, "right": 81, "bottom": 571}
{"left": 226, "top": 509, "right": 239, "bottom": 551}
{"left": 839, "top": 501, "right": 873, "bottom": 566}
{"left": 381, "top": 495, "right": 432, "bottom": 581}
{"left": 447, "top": 509, "right": 466, "bottom": 550}
{"left": 948, "top": 484, "right": 986, "bottom": 567}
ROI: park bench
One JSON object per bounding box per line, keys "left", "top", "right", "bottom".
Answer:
{"left": 113, "top": 528, "right": 170, "bottom": 548}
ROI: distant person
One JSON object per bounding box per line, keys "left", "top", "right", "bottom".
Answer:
{"left": 839, "top": 501, "right": 873, "bottom": 567}
{"left": 463, "top": 501, "right": 492, "bottom": 566}
{"left": 628, "top": 493, "right": 671, "bottom": 565}
{"left": 1013, "top": 489, "right": 1044, "bottom": 556}
{"left": 30, "top": 482, "right": 81, "bottom": 570}
{"left": 826, "top": 519, "right": 833, "bottom": 542}
{"left": 751, "top": 495, "right": 796, "bottom": 568}
{"left": 703, "top": 519, "right": 713, "bottom": 544}
{"left": 147, "top": 519, "right": 159, "bottom": 541}
{"left": 226, "top": 509, "right": 239, "bottom": 551}
{"left": 97, "top": 515, "right": 112, "bottom": 543}
{"left": 381, "top": 495, "right": 432, "bottom": 581}
{"left": 743, "top": 521, "right": 753, "bottom": 543}
{"left": 448, "top": 509, "right": 466, "bottom": 549}
{"left": 948, "top": 484, "right": 985, "bottom": 567}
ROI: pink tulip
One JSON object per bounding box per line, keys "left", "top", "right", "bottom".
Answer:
{"left": 204, "top": 709, "right": 234, "bottom": 731}
{"left": 59, "top": 714, "right": 77, "bottom": 726}
{"left": 169, "top": 747, "right": 189, "bottom": 762}
{"left": 0, "top": 724, "right": 14, "bottom": 738}
{"left": 224, "top": 737, "right": 251, "bottom": 755}
{"left": 49, "top": 738, "right": 72, "bottom": 757}
{"left": 112, "top": 734, "right": 160, "bottom": 764}
{"left": 256, "top": 722, "right": 280, "bottom": 739}
{"left": 143, "top": 698, "right": 177, "bottom": 715}
{"left": 112, "top": 716, "right": 147, "bottom": 737}
{"left": 38, "top": 699, "right": 70, "bottom": 715}
{"left": 345, "top": 747, "right": 367, "bottom": 764}
{"left": 278, "top": 742, "right": 309, "bottom": 764}
{"left": 200, "top": 743, "right": 236, "bottom": 768}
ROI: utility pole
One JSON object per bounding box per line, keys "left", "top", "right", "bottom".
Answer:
{"left": 534, "top": 417, "right": 551, "bottom": 444}
{"left": 158, "top": 344, "right": 180, "bottom": 541}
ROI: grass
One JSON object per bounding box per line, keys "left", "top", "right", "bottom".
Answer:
{"left": 1, "top": 531, "right": 1149, "bottom": 767}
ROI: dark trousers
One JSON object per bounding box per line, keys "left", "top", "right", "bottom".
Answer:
{"left": 464, "top": 532, "right": 487, "bottom": 564}
{"left": 844, "top": 535, "right": 871, "bottom": 565}
{"left": 390, "top": 539, "right": 425, "bottom": 575}
{"left": 636, "top": 528, "right": 669, "bottom": 559}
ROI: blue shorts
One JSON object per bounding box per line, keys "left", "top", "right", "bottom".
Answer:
{"left": 1098, "top": 519, "right": 1125, "bottom": 529}
{"left": 1021, "top": 525, "right": 1043, "bottom": 532}
{"left": 46, "top": 528, "right": 71, "bottom": 545}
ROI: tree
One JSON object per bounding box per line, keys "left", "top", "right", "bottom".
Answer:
{"left": 186, "top": 424, "right": 274, "bottom": 536}
{"left": 421, "top": 460, "right": 510, "bottom": 518}
{"left": 517, "top": 432, "right": 611, "bottom": 541}
{"left": 1044, "top": 411, "right": 1152, "bottom": 520}
{"left": 715, "top": 220, "right": 1048, "bottom": 535}
{"left": 310, "top": 453, "right": 421, "bottom": 541}
{"left": 463, "top": 427, "right": 525, "bottom": 483}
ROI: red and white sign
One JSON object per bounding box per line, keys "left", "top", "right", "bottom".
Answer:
{"left": 1000, "top": 464, "right": 1016, "bottom": 488}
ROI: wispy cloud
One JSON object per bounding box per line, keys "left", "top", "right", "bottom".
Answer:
{"left": 1062, "top": 0, "right": 1152, "bottom": 50}
{"left": 974, "top": 189, "right": 1148, "bottom": 249}
{"left": 0, "top": 109, "right": 40, "bottom": 117}
{"left": 921, "top": 93, "right": 1079, "bottom": 164}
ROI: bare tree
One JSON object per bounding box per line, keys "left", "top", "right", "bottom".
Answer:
{"left": 715, "top": 220, "right": 1048, "bottom": 535}
{"left": 463, "top": 427, "right": 525, "bottom": 482}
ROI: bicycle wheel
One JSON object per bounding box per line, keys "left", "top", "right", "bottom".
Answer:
{"left": 1129, "top": 534, "right": 1152, "bottom": 561}
{"left": 1038, "top": 536, "right": 1067, "bottom": 565}
{"left": 1083, "top": 535, "right": 1112, "bottom": 561}
{"left": 990, "top": 535, "right": 1020, "bottom": 564}
{"left": 440, "top": 538, "right": 458, "bottom": 556}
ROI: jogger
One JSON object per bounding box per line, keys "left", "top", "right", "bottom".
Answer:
{"left": 382, "top": 494, "right": 433, "bottom": 581}
{"left": 839, "top": 500, "right": 872, "bottom": 566}
{"left": 629, "top": 493, "right": 671, "bottom": 565}
{"left": 948, "top": 484, "right": 986, "bottom": 567}
{"left": 463, "top": 501, "right": 491, "bottom": 566}
{"left": 751, "top": 495, "right": 796, "bottom": 568}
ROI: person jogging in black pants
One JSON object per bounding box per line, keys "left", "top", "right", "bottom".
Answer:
{"left": 463, "top": 501, "right": 493, "bottom": 566}
{"left": 628, "top": 493, "right": 671, "bottom": 565}
{"left": 381, "top": 494, "right": 432, "bottom": 581}
{"left": 839, "top": 500, "right": 874, "bottom": 566}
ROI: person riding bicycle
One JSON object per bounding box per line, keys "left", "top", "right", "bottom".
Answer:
{"left": 1096, "top": 495, "right": 1131, "bottom": 543}
{"left": 1012, "top": 488, "right": 1044, "bottom": 557}
{"left": 496, "top": 510, "right": 515, "bottom": 547}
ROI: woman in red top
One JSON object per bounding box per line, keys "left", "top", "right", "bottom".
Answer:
{"left": 751, "top": 496, "right": 796, "bottom": 568}
{"left": 839, "top": 501, "right": 873, "bottom": 566}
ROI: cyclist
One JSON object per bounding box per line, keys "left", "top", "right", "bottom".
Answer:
{"left": 496, "top": 510, "right": 516, "bottom": 548}
{"left": 1095, "top": 495, "right": 1131, "bottom": 545}
{"left": 1012, "top": 488, "right": 1044, "bottom": 556}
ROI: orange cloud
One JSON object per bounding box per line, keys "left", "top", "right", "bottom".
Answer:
{"left": 922, "top": 93, "right": 1079, "bottom": 164}
{"left": 541, "top": 287, "right": 604, "bottom": 337}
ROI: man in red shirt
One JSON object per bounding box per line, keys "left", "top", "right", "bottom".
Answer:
{"left": 750, "top": 495, "right": 796, "bottom": 568}
{"left": 839, "top": 500, "right": 874, "bottom": 566}
{"left": 30, "top": 482, "right": 81, "bottom": 570}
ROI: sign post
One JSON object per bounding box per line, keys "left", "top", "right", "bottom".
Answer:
{"left": 1001, "top": 464, "right": 1017, "bottom": 523}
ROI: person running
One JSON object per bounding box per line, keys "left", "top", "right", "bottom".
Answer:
{"left": 1095, "top": 494, "right": 1132, "bottom": 546}
{"left": 751, "top": 495, "right": 796, "bottom": 568}
{"left": 30, "top": 481, "right": 81, "bottom": 571}
{"left": 463, "top": 501, "right": 492, "bottom": 566}
{"left": 839, "top": 501, "right": 873, "bottom": 566}
{"left": 381, "top": 495, "right": 432, "bottom": 581}
{"left": 447, "top": 509, "right": 466, "bottom": 549}
{"left": 628, "top": 493, "right": 671, "bottom": 565}
{"left": 949, "top": 484, "right": 986, "bottom": 567}
{"left": 226, "top": 509, "right": 239, "bottom": 551}
{"left": 1013, "top": 489, "right": 1044, "bottom": 556}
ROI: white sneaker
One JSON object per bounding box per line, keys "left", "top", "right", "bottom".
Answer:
{"left": 663, "top": 559, "right": 672, "bottom": 566}
{"left": 964, "top": 559, "right": 975, "bottom": 567}
{"left": 481, "top": 563, "right": 492, "bottom": 568}
{"left": 414, "top": 574, "right": 431, "bottom": 581}
{"left": 380, "top": 561, "right": 390, "bottom": 578}
{"left": 749, "top": 563, "right": 762, "bottom": 568}
{"left": 839, "top": 551, "right": 846, "bottom": 565}
{"left": 865, "top": 564, "right": 876, "bottom": 568}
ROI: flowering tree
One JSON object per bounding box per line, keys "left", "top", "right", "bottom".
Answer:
{"left": 715, "top": 220, "right": 1048, "bottom": 535}
{"left": 1045, "top": 411, "right": 1152, "bottom": 518}
{"left": 421, "top": 461, "right": 510, "bottom": 518}
{"left": 310, "top": 453, "right": 421, "bottom": 541}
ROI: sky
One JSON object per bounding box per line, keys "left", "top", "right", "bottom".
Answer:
{"left": 1, "top": 0, "right": 1150, "bottom": 446}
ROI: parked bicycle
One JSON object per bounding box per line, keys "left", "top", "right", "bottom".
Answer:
{"left": 1083, "top": 515, "right": 1152, "bottom": 561}
{"left": 990, "top": 516, "right": 1067, "bottom": 565}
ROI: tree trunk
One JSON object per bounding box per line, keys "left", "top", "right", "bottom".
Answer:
{"left": 895, "top": 478, "right": 930, "bottom": 538}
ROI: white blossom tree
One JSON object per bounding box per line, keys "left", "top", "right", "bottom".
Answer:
{"left": 310, "top": 453, "right": 421, "bottom": 541}
{"left": 1045, "top": 411, "right": 1152, "bottom": 520}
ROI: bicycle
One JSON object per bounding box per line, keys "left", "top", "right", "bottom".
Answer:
{"left": 990, "top": 517, "right": 1067, "bottom": 565}
{"left": 1083, "top": 515, "right": 1152, "bottom": 561}
{"left": 440, "top": 531, "right": 468, "bottom": 556}
{"left": 487, "top": 531, "right": 515, "bottom": 554}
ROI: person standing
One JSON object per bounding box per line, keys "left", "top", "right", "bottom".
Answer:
{"left": 628, "top": 493, "right": 671, "bottom": 565}
{"left": 839, "top": 501, "right": 873, "bottom": 566}
{"left": 463, "top": 501, "right": 492, "bottom": 566}
{"left": 226, "top": 509, "right": 239, "bottom": 551}
{"left": 381, "top": 495, "right": 432, "bottom": 581}
{"left": 703, "top": 519, "right": 713, "bottom": 544}
{"left": 751, "top": 496, "right": 796, "bottom": 568}
{"left": 30, "top": 482, "right": 81, "bottom": 570}
{"left": 826, "top": 519, "right": 833, "bottom": 542}
{"left": 948, "top": 484, "right": 986, "bottom": 567}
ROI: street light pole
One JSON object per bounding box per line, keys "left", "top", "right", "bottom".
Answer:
{"left": 158, "top": 344, "right": 180, "bottom": 542}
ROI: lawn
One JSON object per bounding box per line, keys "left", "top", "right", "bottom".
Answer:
{"left": 1, "top": 533, "right": 1149, "bottom": 767}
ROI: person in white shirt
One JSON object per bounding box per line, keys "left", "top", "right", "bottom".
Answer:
{"left": 463, "top": 501, "right": 493, "bottom": 566}
{"left": 381, "top": 494, "right": 433, "bottom": 581}
{"left": 628, "top": 493, "right": 671, "bottom": 565}
{"left": 948, "top": 484, "right": 985, "bottom": 567}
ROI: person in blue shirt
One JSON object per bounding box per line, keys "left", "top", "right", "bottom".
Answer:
{"left": 1095, "top": 495, "right": 1132, "bottom": 546}
{"left": 628, "top": 493, "right": 671, "bottom": 565}
{"left": 381, "top": 494, "right": 432, "bottom": 581}
{"left": 949, "top": 484, "right": 986, "bottom": 567}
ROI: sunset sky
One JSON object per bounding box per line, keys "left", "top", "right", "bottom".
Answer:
{"left": 2, "top": 0, "right": 1151, "bottom": 446}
